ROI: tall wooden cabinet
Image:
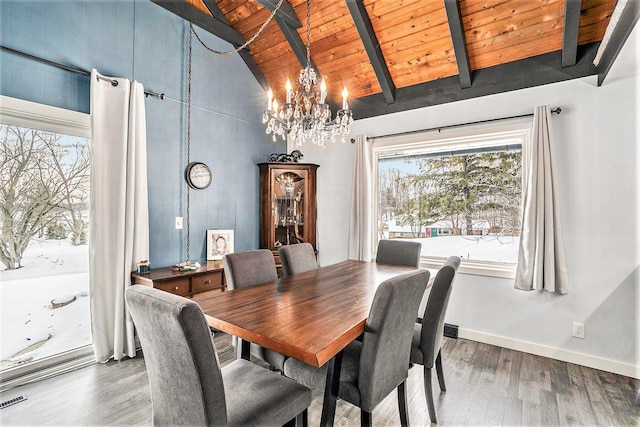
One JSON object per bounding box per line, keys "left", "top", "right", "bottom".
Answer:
{"left": 258, "top": 163, "right": 319, "bottom": 270}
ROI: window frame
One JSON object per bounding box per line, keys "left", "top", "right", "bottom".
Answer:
{"left": 372, "top": 120, "right": 532, "bottom": 279}
{"left": 0, "top": 95, "right": 94, "bottom": 387}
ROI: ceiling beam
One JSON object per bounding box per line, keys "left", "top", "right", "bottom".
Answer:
{"left": 263, "top": 2, "right": 325, "bottom": 81}
{"left": 278, "top": 20, "right": 314, "bottom": 70}
{"left": 201, "top": 0, "right": 227, "bottom": 23}
{"left": 254, "top": 0, "right": 337, "bottom": 106}
{"left": 562, "top": 0, "right": 582, "bottom": 67}
{"left": 256, "top": 0, "right": 302, "bottom": 29}
{"left": 444, "top": 0, "right": 472, "bottom": 88}
{"left": 345, "top": 0, "right": 396, "bottom": 104}
{"left": 237, "top": 50, "right": 270, "bottom": 92}
{"left": 251, "top": 1, "right": 310, "bottom": 70}
{"left": 596, "top": 0, "right": 640, "bottom": 86}
{"left": 354, "top": 43, "right": 599, "bottom": 120}
{"left": 150, "top": 0, "right": 246, "bottom": 47}
{"left": 200, "top": 0, "right": 270, "bottom": 91}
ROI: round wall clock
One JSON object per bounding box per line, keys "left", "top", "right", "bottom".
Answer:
{"left": 185, "top": 162, "right": 212, "bottom": 190}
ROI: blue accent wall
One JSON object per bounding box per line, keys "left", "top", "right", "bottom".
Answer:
{"left": 1, "top": 0, "right": 280, "bottom": 267}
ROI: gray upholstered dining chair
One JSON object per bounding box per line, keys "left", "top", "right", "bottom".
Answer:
{"left": 223, "top": 248, "right": 278, "bottom": 291}
{"left": 375, "top": 239, "right": 422, "bottom": 267}
{"left": 223, "top": 249, "right": 287, "bottom": 371}
{"left": 125, "top": 285, "right": 312, "bottom": 427}
{"left": 410, "top": 255, "right": 461, "bottom": 424}
{"left": 284, "top": 269, "right": 431, "bottom": 426}
{"left": 278, "top": 243, "right": 317, "bottom": 277}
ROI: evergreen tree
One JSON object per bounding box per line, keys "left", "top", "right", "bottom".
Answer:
{"left": 390, "top": 150, "right": 521, "bottom": 236}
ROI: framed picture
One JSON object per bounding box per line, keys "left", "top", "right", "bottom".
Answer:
{"left": 207, "top": 229, "right": 234, "bottom": 261}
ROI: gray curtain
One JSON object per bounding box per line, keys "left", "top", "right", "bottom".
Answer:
{"left": 515, "top": 105, "right": 568, "bottom": 294}
{"left": 348, "top": 135, "right": 373, "bottom": 261}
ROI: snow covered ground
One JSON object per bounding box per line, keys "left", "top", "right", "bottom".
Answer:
{"left": 412, "top": 234, "right": 520, "bottom": 263}
{"left": 0, "top": 239, "right": 91, "bottom": 370}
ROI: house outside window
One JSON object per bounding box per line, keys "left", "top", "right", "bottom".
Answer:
{"left": 373, "top": 121, "right": 531, "bottom": 278}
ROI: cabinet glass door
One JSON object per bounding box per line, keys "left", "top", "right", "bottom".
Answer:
{"left": 272, "top": 170, "right": 307, "bottom": 247}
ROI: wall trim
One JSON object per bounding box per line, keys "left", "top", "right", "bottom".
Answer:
{"left": 459, "top": 327, "right": 640, "bottom": 379}
{"left": 0, "top": 95, "right": 90, "bottom": 137}
{"left": 420, "top": 256, "right": 516, "bottom": 279}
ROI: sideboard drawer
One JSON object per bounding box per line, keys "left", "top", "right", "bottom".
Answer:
{"left": 192, "top": 272, "right": 223, "bottom": 293}
{"left": 156, "top": 278, "right": 190, "bottom": 297}
{"left": 131, "top": 261, "right": 226, "bottom": 300}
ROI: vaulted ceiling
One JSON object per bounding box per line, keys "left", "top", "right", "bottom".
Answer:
{"left": 152, "top": 0, "right": 638, "bottom": 119}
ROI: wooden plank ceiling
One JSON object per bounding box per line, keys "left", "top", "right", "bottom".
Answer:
{"left": 154, "top": 0, "right": 622, "bottom": 119}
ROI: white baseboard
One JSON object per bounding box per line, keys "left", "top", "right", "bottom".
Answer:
{"left": 459, "top": 328, "right": 640, "bottom": 379}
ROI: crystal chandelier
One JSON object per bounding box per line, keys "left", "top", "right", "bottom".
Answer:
{"left": 262, "top": 0, "right": 353, "bottom": 148}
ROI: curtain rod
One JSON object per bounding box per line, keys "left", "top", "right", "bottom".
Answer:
{"left": 358, "top": 107, "right": 562, "bottom": 143}
{"left": 1, "top": 45, "right": 165, "bottom": 100}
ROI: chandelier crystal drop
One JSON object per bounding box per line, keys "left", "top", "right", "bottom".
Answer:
{"left": 262, "top": 0, "right": 353, "bottom": 148}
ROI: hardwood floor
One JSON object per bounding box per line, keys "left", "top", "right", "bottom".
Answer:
{"left": 1, "top": 333, "right": 638, "bottom": 426}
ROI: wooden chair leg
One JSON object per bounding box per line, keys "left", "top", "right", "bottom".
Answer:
{"left": 435, "top": 350, "right": 446, "bottom": 392}
{"left": 424, "top": 366, "right": 437, "bottom": 423}
{"left": 397, "top": 380, "right": 409, "bottom": 427}
{"left": 360, "top": 409, "right": 372, "bottom": 427}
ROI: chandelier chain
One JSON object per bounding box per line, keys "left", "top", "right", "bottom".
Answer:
{"left": 262, "top": 0, "right": 353, "bottom": 147}
{"left": 305, "top": 0, "right": 311, "bottom": 67}
{"left": 186, "top": 25, "right": 193, "bottom": 261}
{"left": 191, "top": 0, "right": 285, "bottom": 55}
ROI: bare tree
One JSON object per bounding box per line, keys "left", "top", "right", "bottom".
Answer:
{"left": 377, "top": 168, "right": 401, "bottom": 238}
{"left": 43, "top": 136, "right": 90, "bottom": 245}
{"left": 0, "top": 126, "right": 90, "bottom": 270}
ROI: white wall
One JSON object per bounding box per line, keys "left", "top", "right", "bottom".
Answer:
{"left": 303, "top": 24, "right": 639, "bottom": 377}
{"left": 294, "top": 140, "right": 354, "bottom": 267}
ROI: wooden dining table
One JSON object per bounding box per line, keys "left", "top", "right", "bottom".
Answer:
{"left": 196, "top": 259, "right": 425, "bottom": 427}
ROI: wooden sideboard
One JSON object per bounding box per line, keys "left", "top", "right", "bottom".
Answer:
{"left": 131, "top": 260, "right": 226, "bottom": 298}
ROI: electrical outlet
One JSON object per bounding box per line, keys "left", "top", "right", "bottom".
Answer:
{"left": 572, "top": 322, "right": 585, "bottom": 339}
{"left": 175, "top": 217, "right": 183, "bottom": 230}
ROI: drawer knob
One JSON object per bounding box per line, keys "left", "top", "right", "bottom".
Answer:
{"left": 175, "top": 286, "right": 179, "bottom": 290}
{"left": 204, "top": 280, "right": 211, "bottom": 284}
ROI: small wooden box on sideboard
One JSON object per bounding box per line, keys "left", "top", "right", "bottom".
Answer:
{"left": 131, "top": 260, "right": 226, "bottom": 298}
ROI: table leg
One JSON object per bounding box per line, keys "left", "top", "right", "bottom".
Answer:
{"left": 320, "top": 350, "right": 343, "bottom": 427}
{"left": 240, "top": 338, "right": 250, "bottom": 360}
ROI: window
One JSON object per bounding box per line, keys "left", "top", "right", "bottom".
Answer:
{"left": 0, "top": 96, "right": 93, "bottom": 384}
{"left": 374, "top": 121, "right": 531, "bottom": 277}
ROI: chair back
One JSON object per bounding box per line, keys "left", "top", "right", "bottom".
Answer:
{"left": 125, "top": 285, "right": 227, "bottom": 426}
{"left": 358, "top": 269, "right": 430, "bottom": 410}
{"left": 278, "top": 243, "right": 317, "bottom": 277}
{"left": 375, "top": 239, "right": 422, "bottom": 267}
{"left": 223, "top": 249, "right": 278, "bottom": 290}
{"left": 420, "top": 256, "right": 461, "bottom": 368}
